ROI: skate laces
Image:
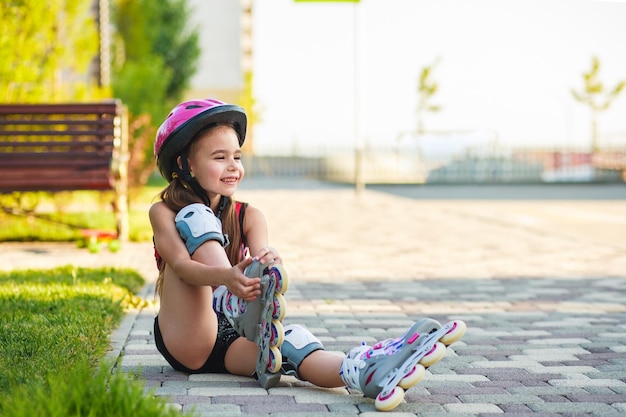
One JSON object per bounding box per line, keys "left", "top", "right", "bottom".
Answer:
{"left": 370, "top": 324, "right": 422, "bottom": 356}
{"left": 340, "top": 344, "right": 371, "bottom": 390}
{"left": 367, "top": 335, "right": 407, "bottom": 357}
{"left": 350, "top": 335, "right": 407, "bottom": 362}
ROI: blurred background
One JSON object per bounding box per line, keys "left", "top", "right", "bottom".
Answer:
{"left": 2, "top": 0, "right": 626, "bottom": 191}
{"left": 190, "top": 0, "right": 626, "bottom": 185}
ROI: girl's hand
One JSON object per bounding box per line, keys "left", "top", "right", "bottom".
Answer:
{"left": 228, "top": 257, "right": 261, "bottom": 301}
{"left": 253, "top": 247, "right": 283, "bottom": 266}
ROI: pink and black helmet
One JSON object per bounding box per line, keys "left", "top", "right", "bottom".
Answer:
{"left": 154, "top": 98, "right": 247, "bottom": 182}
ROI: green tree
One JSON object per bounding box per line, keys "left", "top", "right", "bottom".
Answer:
{"left": 0, "top": 0, "right": 99, "bottom": 102}
{"left": 571, "top": 56, "right": 626, "bottom": 151}
{"left": 416, "top": 57, "right": 442, "bottom": 134}
{"left": 112, "top": 0, "right": 200, "bottom": 121}
{"left": 111, "top": 0, "right": 200, "bottom": 192}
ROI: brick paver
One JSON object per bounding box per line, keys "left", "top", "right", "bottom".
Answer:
{"left": 3, "top": 185, "right": 625, "bottom": 416}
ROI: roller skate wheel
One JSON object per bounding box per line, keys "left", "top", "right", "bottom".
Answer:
{"left": 399, "top": 364, "right": 425, "bottom": 389}
{"left": 267, "top": 346, "right": 282, "bottom": 373}
{"left": 272, "top": 293, "right": 287, "bottom": 321}
{"left": 440, "top": 320, "right": 467, "bottom": 345}
{"left": 419, "top": 342, "right": 446, "bottom": 367}
{"left": 374, "top": 386, "right": 405, "bottom": 412}
{"left": 270, "top": 265, "right": 289, "bottom": 294}
{"left": 270, "top": 319, "right": 285, "bottom": 347}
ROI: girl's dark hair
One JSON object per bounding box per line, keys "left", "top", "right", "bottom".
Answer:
{"left": 155, "top": 122, "right": 244, "bottom": 297}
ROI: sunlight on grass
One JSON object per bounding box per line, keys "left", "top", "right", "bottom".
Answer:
{"left": 0, "top": 174, "right": 189, "bottom": 416}
{"left": 2, "top": 361, "right": 186, "bottom": 417}
{"left": 0, "top": 267, "right": 183, "bottom": 416}
{"left": 0, "top": 265, "right": 145, "bottom": 293}
{"left": 0, "top": 177, "right": 166, "bottom": 243}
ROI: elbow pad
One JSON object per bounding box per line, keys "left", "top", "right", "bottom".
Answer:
{"left": 175, "top": 203, "right": 229, "bottom": 255}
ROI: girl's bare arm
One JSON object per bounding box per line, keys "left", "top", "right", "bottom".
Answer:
{"left": 150, "top": 201, "right": 257, "bottom": 296}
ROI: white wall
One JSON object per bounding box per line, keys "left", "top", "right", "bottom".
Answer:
{"left": 185, "top": 0, "right": 243, "bottom": 99}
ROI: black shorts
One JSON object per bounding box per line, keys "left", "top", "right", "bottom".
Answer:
{"left": 153, "top": 313, "right": 240, "bottom": 374}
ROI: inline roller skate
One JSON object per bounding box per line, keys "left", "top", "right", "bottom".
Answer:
{"left": 340, "top": 318, "right": 466, "bottom": 411}
{"left": 213, "top": 259, "right": 289, "bottom": 388}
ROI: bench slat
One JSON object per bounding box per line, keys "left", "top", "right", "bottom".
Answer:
{"left": 0, "top": 103, "right": 120, "bottom": 115}
{"left": 0, "top": 142, "right": 114, "bottom": 154}
{"left": 1, "top": 153, "right": 112, "bottom": 160}
{"left": 0, "top": 141, "right": 113, "bottom": 148}
{"left": 0, "top": 149, "right": 113, "bottom": 157}
{"left": 0, "top": 168, "right": 111, "bottom": 178}
{"left": 0, "top": 119, "right": 114, "bottom": 126}
{"left": 0, "top": 159, "right": 111, "bottom": 168}
{"left": 0, "top": 180, "right": 112, "bottom": 192}
{"left": 0, "top": 165, "right": 112, "bottom": 191}
{"left": 0, "top": 130, "right": 115, "bottom": 137}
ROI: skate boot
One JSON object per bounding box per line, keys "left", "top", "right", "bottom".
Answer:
{"left": 340, "top": 318, "right": 466, "bottom": 412}
{"left": 213, "top": 259, "right": 289, "bottom": 388}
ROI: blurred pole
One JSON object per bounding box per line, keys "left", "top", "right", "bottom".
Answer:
{"left": 353, "top": 1, "right": 364, "bottom": 194}
{"left": 241, "top": 0, "right": 255, "bottom": 156}
{"left": 92, "top": 0, "right": 111, "bottom": 88}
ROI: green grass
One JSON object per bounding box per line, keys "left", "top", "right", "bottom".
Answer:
{"left": 0, "top": 266, "right": 186, "bottom": 416}
{"left": 0, "top": 266, "right": 142, "bottom": 391}
{"left": 0, "top": 209, "right": 154, "bottom": 242}
{"left": 0, "top": 265, "right": 145, "bottom": 290}
{"left": 2, "top": 361, "right": 184, "bottom": 417}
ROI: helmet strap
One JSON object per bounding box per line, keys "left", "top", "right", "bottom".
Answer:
{"left": 216, "top": 195, "right": 230, "bottom": 219}
{"left": 176, "top": 151, "right": 211, "bottom": 207}
{"left": 175, "top": 153, "right": 193, "bottom": 183}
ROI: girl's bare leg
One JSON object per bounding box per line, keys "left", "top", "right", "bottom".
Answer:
{"left": 224, "top": 338, "right": 258, "bottom": 376}
{"left": 224, "top": 338, "right": 346, "bottom": 387}
{"left": 297, "top": 350, "right": 345, "bottom": 388}
{"left": 159, "top": 240, "right": 232, "bottom": 370}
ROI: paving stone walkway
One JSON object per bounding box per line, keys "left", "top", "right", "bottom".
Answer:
{"left": 4, "top": 185, "right": 626, "bottom": 416}
{"left": 117, "top": 276, "right": 626, "bottom": 417}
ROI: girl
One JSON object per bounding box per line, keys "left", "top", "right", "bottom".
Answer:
{"left": 150, "top": 98, "right": 466, "bottom": 411}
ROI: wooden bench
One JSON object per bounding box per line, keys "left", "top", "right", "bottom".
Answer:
{"left": 0, "top": 101, "right": 129, "bottom": 241}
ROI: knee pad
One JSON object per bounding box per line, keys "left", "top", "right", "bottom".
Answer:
{"left": 281, "top": 324, "right": 325, "bottom": 381}
{"left": 175, "top": 203, "right": 229, "bottom": 255}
